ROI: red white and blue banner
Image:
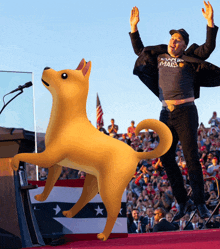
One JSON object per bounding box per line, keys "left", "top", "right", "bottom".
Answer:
{"left": 28, "top": 179, "right": 127, "bottom": 239}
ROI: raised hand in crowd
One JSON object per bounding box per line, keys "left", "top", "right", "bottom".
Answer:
{"left": 137, "top": 220, "right": 142, "bottom": 232}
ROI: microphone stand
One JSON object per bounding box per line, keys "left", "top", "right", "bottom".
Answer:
{"left": 0, "top": 89, "right": 23, "bottom": 115}
{"left": 0, "top": 86, "right": 39, "bottom": 194}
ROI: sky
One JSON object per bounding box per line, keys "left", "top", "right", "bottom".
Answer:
{"left": 0, "top": 0, "right": 220, "bottom": 134}
{"left": 0, "top": 71, "right": 34, "bottom": 131}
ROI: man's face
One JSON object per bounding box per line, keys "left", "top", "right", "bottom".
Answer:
{"left": 192, "top": 214, "right": 199, "bottom": 223}
{"left": 146, "top": 208, "right": 153, "bottom": 218}
{"left": 168, "top": 33, "right": 186, "bottom": 57}
{"left": 215, "top": 216, "right": 220, "bottom": 223}
{"left": 111, "top": 119, "right": 115, "bottom": 125}
{"left": 212, "top": 158, "right": 218, "bottom": 166}
{"left": 144, "top": 177, "right": 148, "bottom": 184}
{"left": 176, "top": 150, "right": 181, "bottom": 157}
{"left": 132, "top": 210, "right": 139, "bottom": 221}
{"left": 184, "top": 213, "right": 190, "bottom": 221}
{"left": 154, "top": 210, "right": 162, "bottom": 222}
{"left": 166, "top": 213, "right": 173, "bottom": 222}
{"left": 147, "top": 183, "right": 152, "bottom": 190}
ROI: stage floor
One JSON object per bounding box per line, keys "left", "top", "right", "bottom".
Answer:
{"left": 25, "top": 229, "right": 220, "bottom": 249}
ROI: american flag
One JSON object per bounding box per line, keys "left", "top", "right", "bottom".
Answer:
{"left": 96, "top": 93, "right": 104, "bottom": 128}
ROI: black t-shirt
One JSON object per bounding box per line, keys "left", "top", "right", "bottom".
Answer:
{"left": 158, "top": 54, "right": 195, "bottom": 101}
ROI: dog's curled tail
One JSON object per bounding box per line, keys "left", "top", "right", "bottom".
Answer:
{"left": 135, "top": 119, "right": 172, "bottom": 160}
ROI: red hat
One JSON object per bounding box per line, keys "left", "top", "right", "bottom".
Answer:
{"left": 200, "top": 146, "right": 206, "bottom": 151}
{"left": 162, "top": 175, "right": 168, "bottom": 180}
{"left": 171, "top": 206, "right": 177, "bottom": 211}
{"left": 213, "top": 157, "right": 218, "bottom": 160}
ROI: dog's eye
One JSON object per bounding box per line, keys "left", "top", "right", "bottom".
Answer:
{"left": 61, "top": 73, "right": 68, "bottom": 79}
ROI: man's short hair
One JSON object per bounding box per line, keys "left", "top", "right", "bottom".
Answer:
{"left": 132, "top": 208, "right": 139, "bottom": 214}
{"left": 156, "top": 207, "right": 166, "bottom": 217}
{"left": 166, "top": 212, "right": 174, "bottom": 217}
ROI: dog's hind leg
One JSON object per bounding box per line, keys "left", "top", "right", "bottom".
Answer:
{"left": 97, "top": 173, "right": 127, "bottom": 241}
{"left": 63, "top": 173, "right": 98, "bottom": 218}
{"left": 35, "top": 164, "right": 62, "bottom": 202}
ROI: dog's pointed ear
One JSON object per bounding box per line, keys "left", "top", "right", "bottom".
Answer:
{"left": 76, "top": 59, "right": 86, "bottom": 70}
{"left": 82, "top": 61, "right": 91, "bottom": 77}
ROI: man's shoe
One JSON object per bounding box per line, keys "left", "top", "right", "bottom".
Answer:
{"left": 173, "top": 199, "right": 194, "bottom": 221}
{"left": 197, "top": 204, "right": 211, "bottom": 219}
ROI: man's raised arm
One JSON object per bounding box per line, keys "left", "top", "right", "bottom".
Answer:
{"left": 129, "top": 6, "right": 145, "bottom": 56}
{"left": 192, "top": 1, "right": 218, "bottom": 60}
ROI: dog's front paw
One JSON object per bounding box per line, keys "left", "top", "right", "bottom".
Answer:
{"left": 97, "top": 233, "right": 108, "bottom": 241}
{"left": 11, "top": 156, "right": 20, "bottom": 171}
{"left": 63, "top": 210, "right": 74, "bottom": 218}
{"left": 34, "top": 194, "right": 47, "bottom": 202}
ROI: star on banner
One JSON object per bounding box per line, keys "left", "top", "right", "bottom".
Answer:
{"left": 53, "top": 205, "right": 61, "bottom": 215}
{"left": 119, "top": 208, "right": 123, "bottom": 215}
{"left": 95, "top": 205, "right": 104, "bottom": 215}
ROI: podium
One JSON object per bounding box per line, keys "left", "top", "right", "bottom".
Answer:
{"left": 0, "top": 127, "right": 45, "bottom": 248}
{"left": 0, "top": 126, "right": 35, "bottom": 158}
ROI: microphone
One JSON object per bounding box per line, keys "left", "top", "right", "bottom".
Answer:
{"left": 9, "top": 81, "right": 33, "bottom": 94}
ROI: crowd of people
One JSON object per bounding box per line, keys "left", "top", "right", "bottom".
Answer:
{"left": 125, "top": 111, "right": 220, "bottom": 233}
{"left": 26, "top": 111, "right": 220, "bottom": 233}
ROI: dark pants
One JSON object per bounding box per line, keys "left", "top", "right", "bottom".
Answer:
{"left": 159, "top": 104, "right": 205, "bottom": 206}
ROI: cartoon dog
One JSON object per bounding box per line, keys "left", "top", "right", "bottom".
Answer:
{"left": 12, "top": 59, "right": 172, "bottom": 241}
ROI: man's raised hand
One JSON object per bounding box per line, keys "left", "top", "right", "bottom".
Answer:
{"left": 202, "top": 1, "right": 214, "bottom": 27}
{"left": 130, "top": 6, "right": 140, "bottom": 33}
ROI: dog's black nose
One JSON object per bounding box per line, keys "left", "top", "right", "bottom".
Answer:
{"left": 44, "top": 67, "right": 51, "bottom": 70}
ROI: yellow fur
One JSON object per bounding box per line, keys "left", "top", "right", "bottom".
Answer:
{"left": 11, "top": 59, "right": 172, "bottom": 241}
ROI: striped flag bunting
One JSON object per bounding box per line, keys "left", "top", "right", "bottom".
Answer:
{"left": 28, "top": 179, "right": 127, "bottom": 238}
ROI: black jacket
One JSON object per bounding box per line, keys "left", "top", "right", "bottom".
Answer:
{"left": 129, "top": 25, "right": 220, "bottom": 100}
{"left": 153, "top": 218, "right": 178, "bottom": 232}
{"left": 128, "top": 219, "right": 144, "bottom": 233}
{"left": 141, "top": 216, "right": 154, "bottom": 232}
